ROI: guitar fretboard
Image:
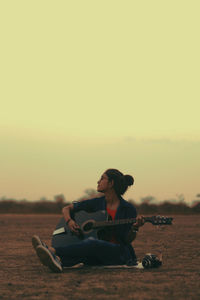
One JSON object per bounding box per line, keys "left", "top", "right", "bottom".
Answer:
{"left": 93, "top": 217, "right": 152, "bottom": 229}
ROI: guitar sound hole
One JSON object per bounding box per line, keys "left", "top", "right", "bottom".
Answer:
{"left": 83, "top": 222, "right": 93, "bottom": 232}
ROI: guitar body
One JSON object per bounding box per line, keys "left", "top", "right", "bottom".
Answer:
{"left": 52, "top": 210, "right": 108, "bottom": 248}
{"left": 51, "top": 212, "right": 173, "bottom": 248}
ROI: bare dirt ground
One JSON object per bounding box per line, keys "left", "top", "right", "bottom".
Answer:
{"left": 0, "top": 214, "right": 199, "bottom": 300}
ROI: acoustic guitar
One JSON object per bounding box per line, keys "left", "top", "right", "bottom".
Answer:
{"left": 51, "top": 210, "right": 173, "bottom": 248}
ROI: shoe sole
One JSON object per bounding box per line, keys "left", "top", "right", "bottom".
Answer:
{"left": 32, "top": 235, "right": 43, "bottom": 250}
{"left": 32, "top": 235, "right": 49, "bottom": 266}
{"left": 36, "top": 246, "right": 62, "bottom": 273}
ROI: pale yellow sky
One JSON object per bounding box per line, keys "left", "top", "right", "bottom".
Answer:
{"left": 0, "top": 1, "right": 199, "bottom": 203}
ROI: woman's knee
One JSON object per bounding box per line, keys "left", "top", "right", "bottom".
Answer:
{"left": 83, "top": 238, "right": 99, "bottom": 247}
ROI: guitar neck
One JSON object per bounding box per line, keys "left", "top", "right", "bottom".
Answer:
{"left": 93, "top": 217, "right": 151, "bottom": 229}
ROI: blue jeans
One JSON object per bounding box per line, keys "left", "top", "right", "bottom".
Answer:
{"left": 55, "top": 238, "right": 137, "bottom": 267}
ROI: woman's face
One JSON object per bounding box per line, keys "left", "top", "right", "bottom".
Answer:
{"left": 97, "top": 173, "right": 112, "bottom": 193}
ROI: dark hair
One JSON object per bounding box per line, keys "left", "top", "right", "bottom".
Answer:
{"left": 105, "top": 168, "right": 134, "bottom": 196}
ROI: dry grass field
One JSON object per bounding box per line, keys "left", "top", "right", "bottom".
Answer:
{"left": 0, "top": 214, "right": 199, "bottom": 300}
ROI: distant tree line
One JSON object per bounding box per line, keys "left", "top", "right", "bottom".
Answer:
{"left": 0, "top": 191, "right": 200, "bottom": 214}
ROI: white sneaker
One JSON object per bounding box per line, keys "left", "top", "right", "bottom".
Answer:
{"left": 36, "top": 245, "right": 63, "bottom": 273}
{"left": 32, "top": 235, "right": 45, "bottom": 250}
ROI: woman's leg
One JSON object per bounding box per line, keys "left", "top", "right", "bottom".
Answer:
{"left": 55, "top": 238, "right": 133, "bottom": 267}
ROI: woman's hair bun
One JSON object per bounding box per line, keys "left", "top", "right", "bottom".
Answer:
{"left": 124, "top": 175, "right": 134, "bottom": 186}
{"left": 105, "top": 168, "right": 134, "bottom": 195}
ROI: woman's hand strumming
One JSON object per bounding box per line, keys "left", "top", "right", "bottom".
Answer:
{"left": 67, "top": 219, "right": 81, "bottom": 234}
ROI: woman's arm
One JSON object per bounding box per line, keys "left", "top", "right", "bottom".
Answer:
{"left": 126, "top": 215, "right": 145, "bottom": 243}
{"left": 126, "top": 228, "right": 137, "bottom": 243}
{"left": 62, "top": 204, "right": 80, "bottom": 233}
{"left": 62, "top": 203, "right": 74, "bottom": 223}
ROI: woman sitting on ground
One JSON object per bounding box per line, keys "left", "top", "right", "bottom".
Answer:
{"left": 32, "top": 168, "right": 144, "bottom": 272}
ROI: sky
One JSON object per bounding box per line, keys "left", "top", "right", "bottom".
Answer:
{"left": 0, "top": 1, "right": 200, "bottom": 203}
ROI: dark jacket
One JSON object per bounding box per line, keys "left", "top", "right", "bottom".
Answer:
{"left": 72, "top": 196, "right": 137, "bottom": 254}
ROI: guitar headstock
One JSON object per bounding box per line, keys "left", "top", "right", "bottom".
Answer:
{"left": 147, "top": 216, "right": 173, "bottom": 225}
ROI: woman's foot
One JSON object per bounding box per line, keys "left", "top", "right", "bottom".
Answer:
{"left": 32, "top": 235, "right": 47, "bottom": 250}
{"left": 36, "top": 245, "right": 63, "bottom": 273}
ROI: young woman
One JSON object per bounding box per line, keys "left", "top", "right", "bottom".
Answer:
{"left": 32, "top": 169, "right": 144, "bottom": 272}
